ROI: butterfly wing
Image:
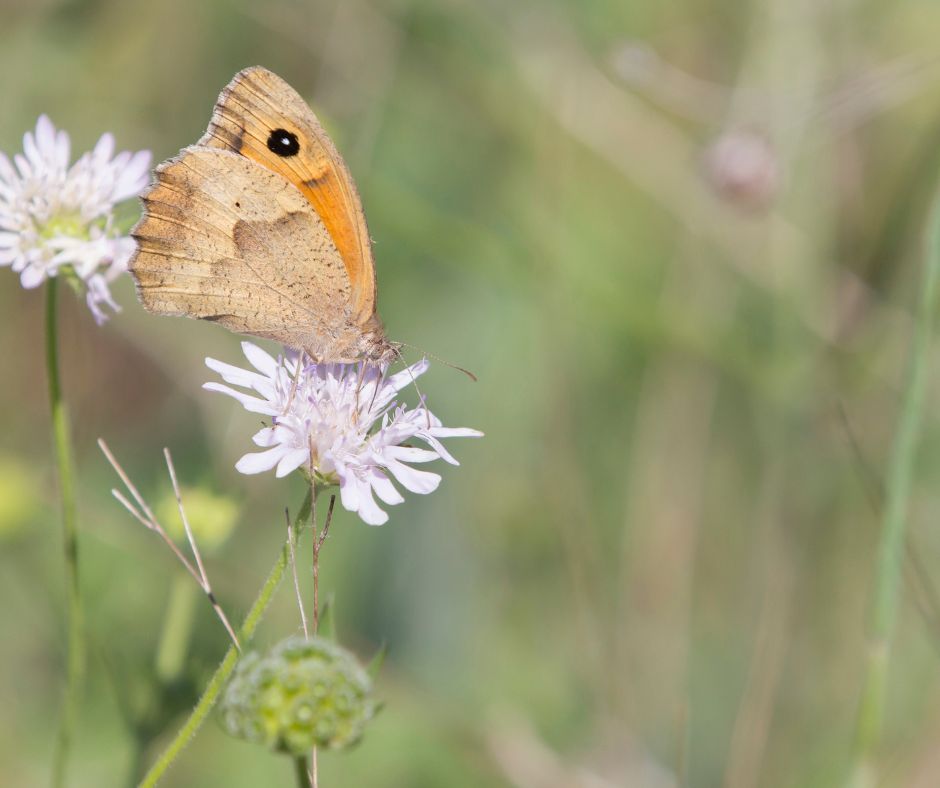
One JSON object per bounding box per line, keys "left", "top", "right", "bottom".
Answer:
{"left": 197, "top": 66, "right": 378, "bottom": 326}
{"left": 130, "top": 146, "right": 360, "bottom": 357}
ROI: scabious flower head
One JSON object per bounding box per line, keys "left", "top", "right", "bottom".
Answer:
{"left": 204, "top": 342, "right": 482, "bottom": 525}
{"left": 0, "top": 115, "right": 151, "bottom": 323}
{"left": 220, "top": 635, "right": 379, "bottom": 754}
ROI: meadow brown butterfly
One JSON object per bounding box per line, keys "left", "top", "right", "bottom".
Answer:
{"left": 129, "top": 66, "right": 397, "bottom": 364}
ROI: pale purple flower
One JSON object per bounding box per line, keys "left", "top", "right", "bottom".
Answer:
{"left": 0, "top": 115, "right": 151, "bottom": 323}
{"left": 204, "top": 342, "right": 482, "bottom": 525}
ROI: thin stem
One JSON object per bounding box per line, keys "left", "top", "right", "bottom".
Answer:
{"left": 312, "top": 480, "right": 319, "bottom": 633}
{"left": 838, "top": 404, "right": 940, "bottom": 657}
{"left": 100, "top": 441, "right": 200, "bottom": 583}
{"left": 307, "top": 478, "right": 335, "bottom": 788}
{"left": 309, "top": 476, "right": 319, "bottom": 788}
{"left": 310, "top": 490, "right": 336, "bottom": 635}
{"left": 318, "top": 496, "right": 336, "bottom": 554}
{"left": 47, "top": 278, "right": 84, "bottom": 788}
{"left": 163, "top": 448, "right": 240, "bottom": 649}
{"left": 139, "top": 490, "right": 312, "bottom": 788}
{"left": 850, "top": 190, "right": 940, "bottom": 784}
{"left": 287, "top": 508, "right": 309, "bottom": 638}
{"left": 294, "top": 755, "right": 312, "bottom": 788}
{"left": 164, "top": 449, "right": 210, "bottom": 592}
{"left": 100, "top": 440, "right": 240, "bottom": 649}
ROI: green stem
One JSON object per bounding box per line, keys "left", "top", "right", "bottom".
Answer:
{"left": 294, "top": 756, "right": 311, "bottom": 787}
{"left": 47, "top": 278, "right": 84, "bottom": 788}
{"left": 139, "top": 490, "right": 312, "bottom": 788}
{"left": 850, "top": 190, "right": 940, "bottom": 784}
{"left": 124, "top": 736, "right": 146, "bottom": 788}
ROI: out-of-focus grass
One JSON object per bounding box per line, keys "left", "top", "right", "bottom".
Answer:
{"left": 3, "top": 0, "right": 940, "bottom": 785}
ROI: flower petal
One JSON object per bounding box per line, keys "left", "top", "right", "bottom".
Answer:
{"left": 202, "top": 382, "right": 278, "bottom": 415}
{"left": 383, "top": 446, "right": 441, "bottom": 464}
{"left": 112, "top": 149, "right": 151, "bottom": 201}
{"left": 429, "top": 426, "right": 484, "bottom": 438}
{"left": 340, "top": 474, "right": 388, "bottom": 526}
{"left": 0, "top": 151, "right": 17, "bottom": 183}
{"left": 205, "top": 358, "right": 272, "bottom": 391}
{"left": 92, "top": 132, "right": 115, "bottom": 163}
{"left": 241, "top": 342, "right": 279, "bottom": 377}
{"left": 35, "top": 116, "right": 56, "bottom": 159}
{"left": 0, "top": 231, "right": 21, "bottom": 249}
{"left": 417, "top": 433, "right": 460, "bottom": 465}
{"left": 383, "top": 457, "right": 441, "bottom": 495}
{"left": 20, "top": 266, "right": 46, "bottom": 288}
{"left": 275, "top": 447, "right": 309, "bottom": 478}
{"left": 251, "top": 426, "right": 278, "bottom": 447}
{"left": 338, "top": 468, "right": 360, "bottom": 512}
{"left": 236, "top": 446, "right": 290, "bottom": 475}
{"left": 368, "top": 468, "right": 404, "bottom": 506}
{"left": 356, "top": 486, "right": 388, "bottom": 526}
{"left": 385, "top": 359, "right": 430, "bottom": 394}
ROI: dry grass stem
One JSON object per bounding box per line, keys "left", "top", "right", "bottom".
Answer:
{"left": 287, "top": 508, "right": 309, "bottom": 638}
{"left": 98, "top": 439, "right": 240, "bottom": 650}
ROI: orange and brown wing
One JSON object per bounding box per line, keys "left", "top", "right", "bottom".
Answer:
{"left": 198, "top": 66, "right": 377, "bottom": 325}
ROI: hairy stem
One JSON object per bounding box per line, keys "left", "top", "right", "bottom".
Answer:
{"left": 47, "top": 278, "right": 84, "bottom": 788}
{"left": 850, "top": 190, "right": 940, "bottom": 784}
{"left": 308, "top": 488, "right": 334, "bottom": 788}
{"left": 139, "top": 490, "right": 312, "bottom": 787}
{"left": 311, "top": 480, "right": 319, "bottom": 788}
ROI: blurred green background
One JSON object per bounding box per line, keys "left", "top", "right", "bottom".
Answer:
{"left": 4, "top": 0, "right": 940, "bottom": 785}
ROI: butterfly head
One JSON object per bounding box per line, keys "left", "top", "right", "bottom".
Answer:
{"left": 362, "top": 334, "right": 402, "bottom": 366}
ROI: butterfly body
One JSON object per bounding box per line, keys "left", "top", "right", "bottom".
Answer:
{"left": 130, "top": 66, "right": 397, "bottom": 364}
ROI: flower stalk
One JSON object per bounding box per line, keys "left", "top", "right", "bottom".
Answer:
{"left": 139, "top": 490, "right": 312, "bottom": 787}
{"left": 849, "top": 188, "right": 940, "bottom": 785}
{"left": 309, "top": 484, "right": 335, "bottom": 788}
{"left": 47, "top": 277, "right": 84, "bottom": 788}
{"left": 294, "top": 756, "right": 311, "bottom": 788}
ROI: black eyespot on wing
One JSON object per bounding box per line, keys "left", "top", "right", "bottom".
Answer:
{"left": 267, "top": 128, "right": 300, "bottom": 157}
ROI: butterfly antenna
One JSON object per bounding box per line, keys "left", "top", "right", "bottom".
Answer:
{"left": 397, "top": 341, "right": 477, "bottom": 382}
{"left": 392, "top": 346, "right": 432, "bottom": 429}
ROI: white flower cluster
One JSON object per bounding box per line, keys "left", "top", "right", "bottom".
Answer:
{"left": 205, "top": 343, "right": 482, "bottom": 525}
{"left": 0, "top": 115, "right": 150, "bottom": 323}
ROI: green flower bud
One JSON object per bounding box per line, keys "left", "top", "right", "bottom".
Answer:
{"left": 220, "top": 636, "right": 378, "bottom": 755}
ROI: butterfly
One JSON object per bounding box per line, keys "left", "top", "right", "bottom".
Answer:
{"left": 130, "top": 66, "right": 398, "bottom": 364}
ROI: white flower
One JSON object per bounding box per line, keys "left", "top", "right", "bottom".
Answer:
{"left": 204, "top": 342, "right": 482, "bottom": 526}
{"left": 0, "top": 115, "right": 151, "bottom": 324}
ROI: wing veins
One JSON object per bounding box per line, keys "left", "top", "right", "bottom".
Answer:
{"left": 167, "top": 154, "right": 320, "bottom": 320}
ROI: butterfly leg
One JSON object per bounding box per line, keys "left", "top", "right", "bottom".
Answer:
{"left": 282, "top": 350, "right": 307, "bottom": 417}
